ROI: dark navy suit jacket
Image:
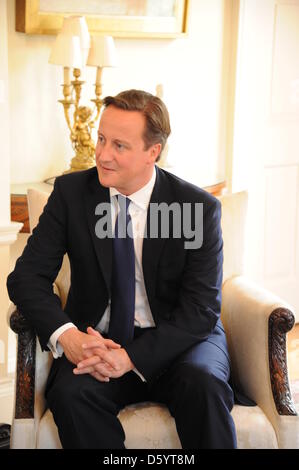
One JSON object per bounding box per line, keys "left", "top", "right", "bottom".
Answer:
{"left": 7, "top": 166, "right": 224, "bottom": 383}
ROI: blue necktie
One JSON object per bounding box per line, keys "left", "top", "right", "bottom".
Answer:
{"left": 109, "top": 195, "right": 135, "bottom": 346}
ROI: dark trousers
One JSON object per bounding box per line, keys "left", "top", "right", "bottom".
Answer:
{"left": 45, "top": 323, "right": 237, "bottom": 449}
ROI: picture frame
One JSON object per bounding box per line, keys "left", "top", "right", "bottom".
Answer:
{"left": 15, "top": 0, "right": 189, "bottom": 38}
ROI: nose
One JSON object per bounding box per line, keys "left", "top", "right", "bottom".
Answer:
{"left": 96, "top": 140, "right": 113, "bottom": 164}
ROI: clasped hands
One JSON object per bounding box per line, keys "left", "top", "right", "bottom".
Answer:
{"left": 58, "top": 326, "right": 134, "bottom": 382}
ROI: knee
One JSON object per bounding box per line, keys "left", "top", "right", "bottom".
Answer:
{"left": 47, "top": 375, "right": 116, "bottom": 416}
{"left": 47, "top": 375, "right": 91, "bottom": 411}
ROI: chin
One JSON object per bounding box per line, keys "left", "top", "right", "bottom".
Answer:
{"left": 98, "top": 174, "right": 111, "bottom": 188}
{"left": 97, "top": 169, "right": 116, "bottom": 188}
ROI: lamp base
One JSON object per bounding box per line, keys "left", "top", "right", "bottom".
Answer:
{"left": 64, "top": 154, "right": 96, "bottom": 174}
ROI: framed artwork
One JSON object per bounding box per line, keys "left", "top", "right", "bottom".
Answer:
{"left": 15, "top": 0, "right": 189, "bottom": 38}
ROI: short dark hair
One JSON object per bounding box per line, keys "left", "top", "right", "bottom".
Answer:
{"left": 102, "top": 89, "right": 171, "bottom": 161}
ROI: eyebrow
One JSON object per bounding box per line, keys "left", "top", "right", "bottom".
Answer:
{"left": 114, "top": 138, "right": 131, "bottom": 148}
{"left": 98, "top": 132, "right": 131, "bottom": 147}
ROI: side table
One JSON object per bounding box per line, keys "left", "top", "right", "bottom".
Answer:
{"left": 10, "top": 181, "right": 53, "bottom": 233}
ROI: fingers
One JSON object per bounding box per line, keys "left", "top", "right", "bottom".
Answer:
{"left": 86, "top": 328, "right": 121, "bottom": 350}
{"left": 82, "top": 343, "right": 107, "bottom": 354}
{"left": 104, "top": 339, "right": 122, "bottom": 349}
{"left": 73, "top": 365, "right": 94, "bottom": 375}
{"left": 82, "top": 348, "right": 98, "bottom": 359}
{"left": 86, "top": 326, "right": 101, "bottom": 337}
{"left": 73, "top": 360, "right": 116, "bottom": 378}
{"left": 77, "top": 355, "right": 114, "bottom": 370}
{"left": 74, "top": 366, "right": 110, "bottom": 382}
{"left": 90, "top": 371, "right": 110, "bottom": 382}
{"left": 79, "top": 350, "right": 121, "bottom": 371}
{"left": 82, "top": 340, "right": 121, "bottom": 352}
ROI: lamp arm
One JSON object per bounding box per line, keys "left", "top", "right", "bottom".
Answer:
{"left": 89, "top": 99, "right": 102, "bottom": 128}
{"left": 58, "top": 82, "right": 74, "bottom": 133}
{"left": 63, "top": 103, "right": 73, "bottom": 133}
{"left": 89, "top": 68, "right": 104, "bottom": 127}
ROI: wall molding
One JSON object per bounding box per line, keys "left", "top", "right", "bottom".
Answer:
{"left": 223, "top": 0, "right": 241, "bottom": 193}
{"left": 0, "top": 376, "right": 15, "bottom": 425}
{"left": 0, "top": 376, "right": 14, "bottom": 400}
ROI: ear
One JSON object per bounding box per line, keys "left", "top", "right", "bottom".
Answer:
{"left": 148, "top": 143, "right": 162, "bottom": 163}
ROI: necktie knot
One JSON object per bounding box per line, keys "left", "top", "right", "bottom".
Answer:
{"left": 117, "top": 195, "right": 131, "bottom": 212}
{"left": 115, "top": 195, "right": 132, "bottom": 239}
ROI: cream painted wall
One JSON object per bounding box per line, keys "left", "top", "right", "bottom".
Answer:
{"left": 0, "top": 0, "right": 17, "bottom": 425}
{"left": 229, "top": 0, "right": 299, "bottom": 320}
{"left": 0, "top": 0, "right": 10, "bottom": 225}
{"left": 0, "top": 0, "right": 12, "bottom": 381}
{"left": 8, "top": 0, "right": 228, "bottom": 187}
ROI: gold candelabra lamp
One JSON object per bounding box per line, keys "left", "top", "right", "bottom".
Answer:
{"left": 49, "top": 17, "right": 117, "bottom": 173}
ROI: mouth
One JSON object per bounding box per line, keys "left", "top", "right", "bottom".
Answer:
{"left": 100, "top": 165, "right": 116, "bottom": 172}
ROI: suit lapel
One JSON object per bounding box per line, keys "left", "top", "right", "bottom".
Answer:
{"left": 84, "top": 169, "right": 112, "bottom": 295}
{"left": 142, "top": 167, "right": 173, "bottom": 303}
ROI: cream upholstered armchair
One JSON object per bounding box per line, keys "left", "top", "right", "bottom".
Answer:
{"left": 8, "top": 188, "right": 299, "bottom": 449}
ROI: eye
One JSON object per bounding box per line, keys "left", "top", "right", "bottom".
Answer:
{"left": 115, "top": 142, "right": 125, "bottom": 151}
{"left": 98, "top": 135, "right": 105, "bottom": 144}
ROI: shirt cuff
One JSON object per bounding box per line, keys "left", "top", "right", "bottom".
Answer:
{"left": 48, "top": 323, "right": 78, "bottom": 359}
{"left": 133, "top": 367, "right": 146, "bottom": 382}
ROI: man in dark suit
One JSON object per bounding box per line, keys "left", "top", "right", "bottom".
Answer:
{"left": 7, "top": 89, "right": 237, "bottom": 449}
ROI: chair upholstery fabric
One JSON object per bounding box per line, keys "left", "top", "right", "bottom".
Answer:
{"left": 34, "top": 403, "right": 278, "bottom": 450}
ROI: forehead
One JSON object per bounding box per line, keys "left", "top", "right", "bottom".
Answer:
{"left": 99, "top": 106, "right": 145, "bottom": 141}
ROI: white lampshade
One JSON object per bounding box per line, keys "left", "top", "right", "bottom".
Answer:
{"left": 49, "top": 34, "right": 83, "bottom": 68}
{"left": 87, "top": 36, "right": 118, "bottom": 67}
{"left": 60, "top": 16, "right": 90, "bottom": 65}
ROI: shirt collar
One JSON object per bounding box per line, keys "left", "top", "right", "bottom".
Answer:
{"left": 109, "top": 166, "right": 156, "bottom": 211}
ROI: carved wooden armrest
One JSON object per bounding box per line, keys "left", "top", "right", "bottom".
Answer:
{"left": 222, "top": 276, "right": 298, "bottom": 418}
{"left": 10, "top": 309, "right": 36, "bottom": 419}
{"left": 269, "top": 307, "right": 297, "bottom": 416}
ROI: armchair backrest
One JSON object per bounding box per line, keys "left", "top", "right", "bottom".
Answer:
{"left": 27, "top": 187, "right": 249, "bottom": 297}
{"left": 218, "top": 191, "right": 248, "bottom": 283}
{"left": 27, "top": 189, "right": 70, "bottom": 309}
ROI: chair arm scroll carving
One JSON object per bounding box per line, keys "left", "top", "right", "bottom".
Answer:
{"left": 269, "top": 307, "right": 297, "bottom": 416}
{"left": 10, "top": 309, "right": 36, "bottom": 419}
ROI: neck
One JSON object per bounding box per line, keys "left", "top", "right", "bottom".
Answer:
{"left": 116, "top": 166, "right": 155, "bottom": 196}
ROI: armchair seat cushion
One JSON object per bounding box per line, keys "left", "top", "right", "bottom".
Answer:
{"left": 231, "top": 405, "right": 278, "bottom": 449}
{"left": 35, "top": 402, "right": 278, "bottom": 449}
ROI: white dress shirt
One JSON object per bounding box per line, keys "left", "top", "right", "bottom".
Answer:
{"left": 48, "top": 167, "right": 157, "bottom": 380}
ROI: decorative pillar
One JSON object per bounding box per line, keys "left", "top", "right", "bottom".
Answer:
{"left": 0, "top": 0, "right": 23, "bottom": 424}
